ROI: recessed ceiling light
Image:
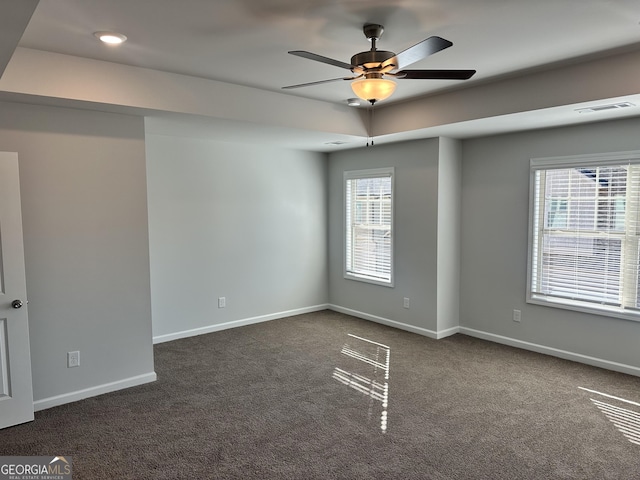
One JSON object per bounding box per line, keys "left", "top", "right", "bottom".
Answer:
{"left": 94, "top": 31, "right": 127, "bottom": 45}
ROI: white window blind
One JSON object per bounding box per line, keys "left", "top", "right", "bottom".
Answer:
{"left": 344, "top": 168, "right": 394, "bottom": 286}
{"left": 528, "top": 151, "right": 640, "bottom": 320}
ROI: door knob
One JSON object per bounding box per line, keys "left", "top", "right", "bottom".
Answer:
{"left": 11, "top": 299, "right": 23, "bottom": 309}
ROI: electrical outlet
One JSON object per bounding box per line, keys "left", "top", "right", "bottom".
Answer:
{"left": 513, "top": 309, "right": 521, "bottom": 323}
{"left": 403, "top": 297, "right": 410, "bottom": 309}
{"left": 67, "top": 351, "right": 80, "bottom": 368}
{"left": 218, "top": 297, "right": 226, "bottom": 308}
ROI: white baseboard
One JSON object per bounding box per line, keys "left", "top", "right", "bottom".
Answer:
{"left": 328, "top": 304, "right": 459, "bottom": 339}
{"left": 460, "top": 327, "right": 640, "bottom": 377}
{"left": 328, "top": 306, "right": 639, "bottom": 377}
{"left": 436, "top": 326, "right": 461, "bottom": 339}
{"left": 152, "top": 304, "right": 330, "bottom": 344}
{"left": 33, "top": 372, "right": 157, "bottom": 412}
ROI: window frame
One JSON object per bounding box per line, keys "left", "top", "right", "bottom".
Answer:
{"left": 344, "top": 167, "right": 395, "bottom": 287}
{"left": 527, "top": 150, "right": 640, "bottom": 322}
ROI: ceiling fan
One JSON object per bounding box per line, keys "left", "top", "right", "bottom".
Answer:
{"left": 283, "top": 24, "right": 476, "bottom": 104}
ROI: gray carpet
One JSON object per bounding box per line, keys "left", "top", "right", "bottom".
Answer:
{"left": 2, "top": 310, "right": 639, "bottom": 479}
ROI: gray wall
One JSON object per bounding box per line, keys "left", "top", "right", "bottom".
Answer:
{"left": 0, "top": 101, "right": 155, "bottom": 405}
{"left": 145, "top": 134, "right": 328, "bottom": 341}
{"left": 328, "top": 139, "right": 442, "bottom": 334}
{"left": 461, "top": 117, "right": 640, "bottom": 369}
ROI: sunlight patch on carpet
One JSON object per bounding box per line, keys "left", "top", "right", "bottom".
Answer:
{"left": 580, "top": 387, "right": 640, "bottom": 446}
{"left": 333, "top": 334, "right": 390, "bottom": 433}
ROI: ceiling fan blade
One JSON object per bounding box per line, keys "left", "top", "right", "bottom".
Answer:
{"left": 383, "top": 36, "right": 453, "bottom": 70}
{"left": 396, "top": 69, "right": 476, "bottom": 80}
{"left": 288, "top": 51, "right": 354, "bottom": 70}
{"left": 282, "top": 76, "right": 359, "bottom": 89}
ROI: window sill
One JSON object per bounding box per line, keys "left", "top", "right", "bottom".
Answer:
{"left": 344, "top": 272, "right": 394, "bottom": 288}
{"left": 527, "top": 294, "right": 640, "bottom": 323}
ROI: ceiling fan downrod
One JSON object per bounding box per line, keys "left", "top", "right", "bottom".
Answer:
{"left": 363, "top": 23, "right": 384, "bottom": 50}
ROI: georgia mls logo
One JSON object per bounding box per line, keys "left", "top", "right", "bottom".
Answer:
{"left": 0, "top": 456, "right": 72, "bottom": 479}
{"left": 49, "top": 456, "right": 71, "bottom": 473}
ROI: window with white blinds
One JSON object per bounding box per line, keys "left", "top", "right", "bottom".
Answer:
{"left": 344, "top": 168, "right": 394, "bottom": 287}
{"left": 528, "top": 151, "right": 640, "bottom": 320}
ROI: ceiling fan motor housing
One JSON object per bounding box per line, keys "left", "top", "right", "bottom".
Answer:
{"left": 351, "top": 50, "right": 395, "bottom": 69}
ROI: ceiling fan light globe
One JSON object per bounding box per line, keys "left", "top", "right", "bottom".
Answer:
{"left": 351, "top": 78, "right": 396, "bottom": 103}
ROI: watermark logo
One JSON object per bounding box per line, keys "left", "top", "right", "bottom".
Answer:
{"left": 0, "top": 456, "right": 72, "bottom": 480}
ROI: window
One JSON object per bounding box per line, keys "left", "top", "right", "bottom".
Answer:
{"left": 344, "top": 168, "right": 394, "bottom": 286}
{"left": 528, "top": 151, "right": 640, "bottom": 320}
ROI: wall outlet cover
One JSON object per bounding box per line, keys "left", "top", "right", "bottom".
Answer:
{"left": 67, "top": 351, "right": 80, "bottom": 368}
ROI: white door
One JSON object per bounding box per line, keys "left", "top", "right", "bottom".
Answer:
{"left": 0, "top": 152, "right": 34, "bottom": 429}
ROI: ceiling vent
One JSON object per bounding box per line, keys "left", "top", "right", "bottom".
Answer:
{"left": 575, "top": 102, "right": 635, "bottom": 113}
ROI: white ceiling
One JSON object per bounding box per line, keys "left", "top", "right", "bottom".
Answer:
{"left": 3, "top": 0, "right": 640, "bottom": 150}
